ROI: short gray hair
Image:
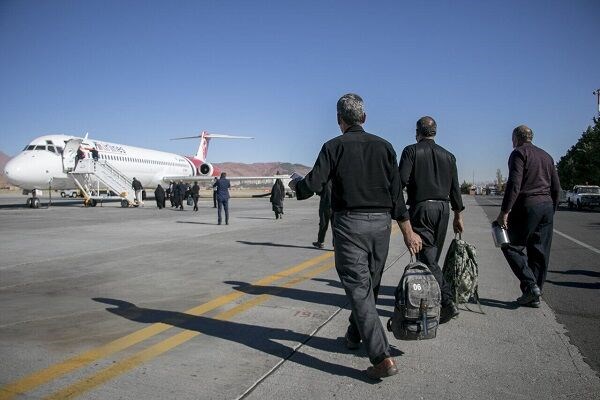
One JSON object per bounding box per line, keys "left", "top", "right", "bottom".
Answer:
{"left": 513, "top": 125, "right": 533, "bottom": 142}
{"left": 337, "top": 93, "right": 365, "bottom": 125}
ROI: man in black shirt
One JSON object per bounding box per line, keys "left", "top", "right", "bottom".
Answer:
{"left": 399, "top": 116, "right": 464, "bottom": 323}
{"left": 292, "top": 93, "right": 422, "bottom": 380}
{"left": 496, "top": 125, "right": 560, "bottom": 307}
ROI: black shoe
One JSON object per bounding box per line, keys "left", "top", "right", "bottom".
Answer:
{"left": 344, "top": 332, "right": 361, "bottom": 350}
{"left": 344, "top": 326, "right": 361, "bottom": 350}
{"left": 312, "top": 241, "right": 324, "bottom": 249}
{"left": 517, "top": 287, "right": 541, "bottom": 307}
{"left": 440, "top": 301, "right": 460, "bottom": 324}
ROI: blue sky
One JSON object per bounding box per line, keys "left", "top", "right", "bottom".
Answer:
{"left": 1, "top": 0, "right": 598, "bottom": 183}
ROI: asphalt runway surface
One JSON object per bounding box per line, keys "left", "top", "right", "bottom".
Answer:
{"left": 475, "top": 196, "right": 600, "bottom": 373}
{"left": 1, "top": 193, "right": 598, "bottom": 399}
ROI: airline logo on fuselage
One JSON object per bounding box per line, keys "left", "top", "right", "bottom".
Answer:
{"left": 93, "top": 141, "right": 127, "bottom": 154}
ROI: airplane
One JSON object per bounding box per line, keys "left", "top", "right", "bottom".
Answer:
{"left": 4, "top": 131, "right": 292, "bottom": 208}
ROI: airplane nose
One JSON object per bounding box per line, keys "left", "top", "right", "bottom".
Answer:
{"left": 4, "top": 157, "right": 30, "bottom": 186}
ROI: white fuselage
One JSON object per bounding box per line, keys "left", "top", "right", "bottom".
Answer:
{"left": 4, "top": 134, "right": 197, "bottom": 191}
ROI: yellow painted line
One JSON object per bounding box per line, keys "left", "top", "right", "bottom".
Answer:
{"left": 44, "top": 262, "right": 335, "bottom": 400}
{"left": 0, "top": 252, "right": 333, "bottom": 400}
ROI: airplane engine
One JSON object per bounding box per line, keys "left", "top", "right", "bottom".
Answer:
{"left": 199, "top": 162, "right": 214, "bottom": 176}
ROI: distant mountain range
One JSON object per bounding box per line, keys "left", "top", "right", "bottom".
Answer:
{"left": 0, "top": 152, "right": 10, "bottom": 187}
{"left": 0, "top": 152, "right": 311, "bottom": 188}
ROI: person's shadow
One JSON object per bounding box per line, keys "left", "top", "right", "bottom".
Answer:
{"left": 224, "top": 280, "right": 396, "bottom": 317}
{"left": 92, "top": 298, "right": 389, "bottom": 382}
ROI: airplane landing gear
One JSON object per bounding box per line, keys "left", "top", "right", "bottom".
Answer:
{"left": 27, "top": 190, "right": 41, "bottom": 208}
{"left": 84, "top": 199, "right": 98, "bottom": 207}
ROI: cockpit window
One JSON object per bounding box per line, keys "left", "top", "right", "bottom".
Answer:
{"left": 26, "top": 145, "right": 35, "bottom": 151}
{"left": 34, "top": 145, "right": 46, "bottom": 150}
{"left": 48, "top": 145, "right": 56, "bottom": 153}
{"left": 56, "top": 146, "right": 64, "bottom": 154}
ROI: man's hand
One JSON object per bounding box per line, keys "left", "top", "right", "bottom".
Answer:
{"left": 496, "top": 211, "right": 509, "bottom": 229}
{"left": 397, "top": 219, "right": 422, "bottom": 255}
{"left": 453, "top": 211, "right": 464, "bottom": 234}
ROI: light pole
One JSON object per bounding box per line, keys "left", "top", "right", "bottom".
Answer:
{"left": 594, "top": 88, "right": 600, "bottom": 116}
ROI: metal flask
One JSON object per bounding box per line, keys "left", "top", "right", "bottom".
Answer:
{"left": 491, "top": 221, "right": 510, "bottom": 248}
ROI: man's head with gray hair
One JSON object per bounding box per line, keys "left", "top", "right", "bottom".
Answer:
{"left": 512, "top": 125, "right": 534, "bottom": 143}
{"left": 337, "top": 93, "right": 366, "bottom": 126}
{"left": 416, "top": 116, "right": 437, "bottom": 138}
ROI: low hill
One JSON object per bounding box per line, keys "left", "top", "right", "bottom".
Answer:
{"left": 213, "top": 162, "right": 311, "bottom": 177}
{"left": 0, "top": 152, "right": 11, "bottom": 187}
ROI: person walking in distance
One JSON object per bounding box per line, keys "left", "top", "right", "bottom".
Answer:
{"left": 398, "top": 116, "right": 464, "bottom": 324}
{"left": 212, "top": 177, "right": 218, "bottom": 208}
{"left": 312, "top": 181, "right": 332, "bottom": 249}
{"left": 213, "top": 172, "right": 231, "bottom": 225}
{"left": 269, "top": 178, "right": 285, "bottom": 219}
{"left": 191, "top": 181, "right": 200, "bottom": 212}
{"left": 496, "top": 125, "right": 561, "bottom": 307}
{"left": 132, "top": 177, "right": 143, "bottom": 205}
{"left": 154, "top": 184, "right": 166, "bottom": 209}
{"left": 290, "top": 93, "right": 421, "bottom": 380}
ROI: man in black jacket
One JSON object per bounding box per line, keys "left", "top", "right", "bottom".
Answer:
{"left": 191, "top": 181, "right": 200, "bottom": 212}
{"left": 399, "top": 116, "right": 464, "bottom": 323}
{"left": 496, "top": 125, "right": 560, "bottom": 307}
{"left": 132, "top": 177, "right": 143, "bottom": 205}
{"left": 291, "top": 93, "right": 422, "bottom": 380}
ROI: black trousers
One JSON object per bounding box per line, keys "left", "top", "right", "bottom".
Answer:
{"left": 409, "top": 201, "right": 453, "bottom": 305}
{"left": 317, "top": 207, "right": 332, "bottom": 244}
{"left": 502, "top": 202, "right": 554, "bottom": 293}
{"left": 193, "top": 195, "right": 199, "bottom": 211}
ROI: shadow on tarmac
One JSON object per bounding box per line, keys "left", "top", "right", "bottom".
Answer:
{"left": 236, "top": 240, "right": 332, "bottom": 251}
{"left": 236, "top": 216, "right": 278, "bottom": 220}
{"left": 224, "top": 280, "right": 395, "bottom": 314}
{"left": 549, "top": 269, "right": 600, "bottom": 278}
{"left": 545, "top": 280, "right": 600, "bottom": 290}
{"left": 478, "top": 297, "right": 519, "bottom": 310}
{"left": 176, "top": 221, "right": 219, "bottom": 225}
{"left": 92, "top": 297, "right": 383, "bottom": 383}
{"left": 546, "top": 269, "right": 600, "bottom": 290}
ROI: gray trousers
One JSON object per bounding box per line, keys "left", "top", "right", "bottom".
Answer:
{"left": 332, "top": 211, "right": 391, "bottom": 365}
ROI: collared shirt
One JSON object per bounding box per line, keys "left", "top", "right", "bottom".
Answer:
{"left": 399, "top": 138, "right": 464, "bottom": 212}
{"left": 296, "top": 125, "right": 409, "bottom": 221}
{"left": 501, "top": 142, "right": 561, "bottom": 212}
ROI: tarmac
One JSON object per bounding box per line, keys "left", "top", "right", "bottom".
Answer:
{"left": 0, "top": 194, "right": 598, "bottom": 399}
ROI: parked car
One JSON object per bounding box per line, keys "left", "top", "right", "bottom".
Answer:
{"left": 566, "top": 185, "right": 600, "bottom": 210}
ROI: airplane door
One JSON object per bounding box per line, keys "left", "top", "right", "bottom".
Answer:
{"left": 62, "top": 138, "right": 83, "bottom": 172}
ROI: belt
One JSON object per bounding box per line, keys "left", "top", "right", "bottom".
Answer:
{"left": 335, "top": 211, "right": 390, "bottom": 216}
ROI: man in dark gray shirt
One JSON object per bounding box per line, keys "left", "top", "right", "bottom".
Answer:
{"left": 496, "top": 125, "right": 560, "bottom": 307}
{"left": 292, "top": 93, "right": 421, "bottom": 380}
{"left": 399, "top": 116, "right": 464, "bottom": 323}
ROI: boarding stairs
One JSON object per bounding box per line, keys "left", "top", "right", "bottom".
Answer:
{"left": 69, "top": 158, "right": 136, "bottom": 207}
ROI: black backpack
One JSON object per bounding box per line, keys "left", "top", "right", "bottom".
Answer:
{"left": 387, "top": 261, "right": 441, "bottom": 340}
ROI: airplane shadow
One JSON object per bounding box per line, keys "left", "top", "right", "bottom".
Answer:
{"left": 0, "top": 200, "right": 82, "bottom": 209}
{"left": 236, "top": 240, "right": 332, "bottom": 251}
{"left": 92, "top": 297, "right": 384, "bottom": 382}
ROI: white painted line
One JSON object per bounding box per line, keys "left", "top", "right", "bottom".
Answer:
{"left": 554, "top": 229, "right": 600, "bottom": 255}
